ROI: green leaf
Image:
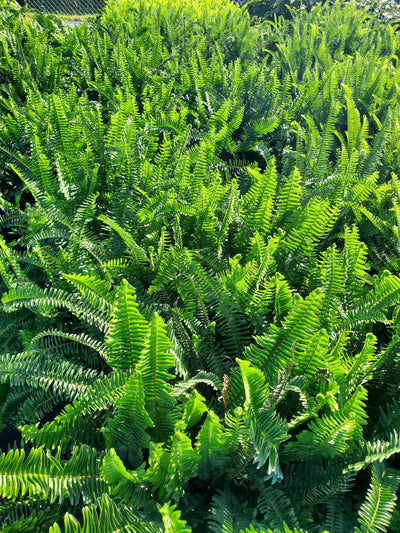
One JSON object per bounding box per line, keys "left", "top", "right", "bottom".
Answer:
{"left": 105, "top": 279, "right": 148, "bottom": 370}
{"left": 0, "top": 446, "right": 105, "bottom": 505}
{"left": 244, "top": 290, "right": 324, "bottom": 381}
{"left": 49, "top": 494, "right": 160, "bottom": 533}
{"left": 99, "top": 215, "right": 148, "bottom": 264}
{"left": 137, "top": 313, "right": 176, "bottom": 441}
{"left": 159, "top": 502, "right": 192, "bottom": 533}
{"left": 258, "top": 486, "right": 300, "bottom": 530}
{"left": 355, "top": 464, "right": 399, "bottom": 533}
{"left": 196, "top": 411, "right": 230, "bottom": 481}
{"left": 106, "top": 372, "right": 153, "bottom": 469}
{"left": 238, "top": 359, "right": 268, "bottom": 413}
{"left": 182, "top": 391, "right": 208, "bottom": 430}
{"left": 284, "top": 412, "right": 357, "bottom": 460}
{"left": 162, "top": 430, "right": 200, "bottom": 501}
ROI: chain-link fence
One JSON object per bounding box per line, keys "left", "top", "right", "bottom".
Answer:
{"left": 24, "top": 0, "right": 400, "bottom": 22}
{"left": 26, "top": 0, "right": 105, "bottom": 15}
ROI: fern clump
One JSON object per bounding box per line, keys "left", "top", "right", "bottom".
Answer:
{"left": 0, "top": 0, "right": 400, "bottom": 531}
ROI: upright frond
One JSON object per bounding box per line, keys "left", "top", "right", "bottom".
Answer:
{"left": 106, "top": 372, "right": 153, "bottom": 469}
{"left": 137, "top": 313, "right": 176, "bottom": 441}
{"left": 355, "top": 464, "right": 399, "bottom": 533}
{"left": 105, "top": 279, "right": 148, "bottom": 370}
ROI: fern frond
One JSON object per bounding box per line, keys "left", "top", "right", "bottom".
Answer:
{"left": 283, "top": 198, "right": 339, "bottom": 257}
{"left": 159, "top": 429, "right": 200, "bottom": 501}
{"left": 346, "top": 430, "right": 400, "bottom": 474}
{"left": 284, "top": 411, "right": 357, "bottom": 460}
{"left": 20, "top": 371, "right": 127, "bottom": 448}
{"left": 208, "top": 489, "right": 252, "bottom": 533}
{"left": 340, "top": 271, "right": 400, "bottom": 329}
{"left": 137, "top": 313, "right": 176, "bottom": 441}
{"left": 159, "top": 502, "right": 191, "bottom": 533}
{"left": 275, "top": 167, "right": 303, "bottom": 220}
{"left": 355, "top": 464, "right": 399, "bottom": 533}
{"left": 244, "top": 289, "right": 324, "bottom": 381}
{"left": 0, "top": 445, "right": 106, "bottom": 505}
{"left": 30, "top": 329, "right": 107, "bottom": 361}
{"left": 0, "top": 499, "right": 59, "bottom": 533}
{"left": 172, "top": 371, "right": 221, "bottom": 397}
{"left": 238, "top": 360, "right": 288, "bottom": 476}
{"left": 105, "top": 279, "right": 148, "bottom": 370}
{"left": 49, "top": 494, "right": 160, "bottom": 533}
{"left": 2, "top": 285, "right": 108, "bottom": 331}
{"left": 293, "top": 329, "right": 329, "bottom": 380}
{"left": 243, "top": 161, "right": 277, "bottom": 235}
{"left": 63, "top": 274, "right": 114, "bottom": 315}
{"left": 99, "top": 214, "right": 149, "bottom": 264}
{"left": 195, "top": 411, "right": 230, "bottom": 481}
{"left": 258, "top": 486, "right": 300, "bottom": 531}
{"left": 106, "top": 372, "right": 153, "bottom": 469}
{"left": 102, "top": 448, "right": 151, "bottom": 508}
{"left": 318, "top": 244, "right": 345, "bottom": 326}
{"left": 0, "top": 351, "right": 99, "bottom": 400}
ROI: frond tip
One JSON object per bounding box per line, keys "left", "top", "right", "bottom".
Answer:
{"left": 355, "top": 464, "right": 399, "bottom": 533}
{"left": 49, "top": 494, "right": 160, "bottom": 533}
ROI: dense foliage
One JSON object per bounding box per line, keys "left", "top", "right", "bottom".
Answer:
{"left": 1, "top": 0, "right": 400, "bottom": 530}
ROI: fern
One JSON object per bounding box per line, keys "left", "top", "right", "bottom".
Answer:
{"left": 0, "top": 350, "right": 99, "bottom": 400}
{"left": 1, "top": 1, "right": 400, "bottom": 531}
{"left": 0, "top": 445, "right": 106, "bottom": 505}
{"left": 244, "top": 289, "right": 324, "bottom": 381}
{"left": 159, "top": 502, "right": 191, "bottom": 533}
{"left": 284, "top": 412, "right": 358, "bottom": 460}
{"left": 49, "top": 494, "right": 160, "bottom": 533}
{"left": 2, "top": 285, "right": 108, "bottom": 331}
{"left": 208, "top": 489, "right": 254, "bottom": 533}
{"left": 257, "top": 486, "right": 300, "bottom": 531}
{"left": 137, "top": 313, "right": 176, "bottom": 441}
{"left": 355, "top": 464, "right": 399, "bottom": 533}
{"left": 20, "top": 371, "right": 128, "bottom": 448}
{"left": 105, "top": 279, "right": 148, "bottom": 370}
{"left": 105, "top": 372, "right": 153, "bottom": 469}
{"left": 196, "top": 410, "right": 230, "bottom": 481}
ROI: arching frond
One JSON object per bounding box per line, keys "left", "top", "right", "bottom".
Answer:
{"left": 0, "top": 445, "right": 106, "bottom": 505}
{"left": 49, "top": 494, "right": 160, "bottom": 533}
